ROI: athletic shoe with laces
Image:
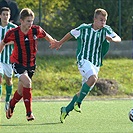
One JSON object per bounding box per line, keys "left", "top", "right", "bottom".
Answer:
{"left": 26, "top": 112, "right": 35, "bottom": 121}
{"left": 74, "top": 102, "right": 82, "bottom": 113}
{"left": 60, "top": 107, "right": 68, "bottom": 123}
{"left": 6, "top": 101, "right": 15, "bottom": 119}
{"left": 5, "top": 102, "right": 9, "bottom": 111}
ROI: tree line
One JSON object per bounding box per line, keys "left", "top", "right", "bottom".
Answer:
{"left": 15, "top": 0, "right": 133, "bottom": 40}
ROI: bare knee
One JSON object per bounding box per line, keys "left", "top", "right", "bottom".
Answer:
{"left": 6, "top": 78, "right": 13, "bottom": 86}
{"left": 23, "top": 79, "right": 32, "bottom": 88}
{"left": 86, "top": 75, "right": 98, "bottom": 87}
{"left": 19, "top": 75, "right": 32, "bottom": 88}
{"left": 0, "top": 76, "right": 2, "bottom": 84}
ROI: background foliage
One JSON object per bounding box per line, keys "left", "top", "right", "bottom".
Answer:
{"left": 14, "top": 0, "right": 132, "bottom": 40}
{"left": 1, "top": 57, "right": 131, "bottom": 97}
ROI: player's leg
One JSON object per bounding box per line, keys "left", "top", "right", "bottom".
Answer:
{"left": 6, "top": 63, "right": 23, "bottom": 119}
{"left": 0, "top": 62, "right": 4, "bottom": 98}
{"left": 0, "top": 74, "right": 3, "bottom": 98}
{"left": 3, "top": 64, "right": 14, "bottom": 110}
{"left": 66, "top": 94, "right": 78, "bottom": 113}
{"left": 74, "top": 76, "right": 96, "bottom": 112}
{"left": 74, "top": 59, "right": 99, "bottom": 112}
{"left": 19, "top": 72, "right": 34, "bottom": 121}
{"left": 10, "top": 81, "right": 23, "bottom": 106}
{"left": 6, "top": 81, "right": 23, "bottom": 119}
{"left": 60, "top": 94, "right": 78, "bottom": 123}
{"left": 4, "top": 75, "right": 13, "bottom": 110}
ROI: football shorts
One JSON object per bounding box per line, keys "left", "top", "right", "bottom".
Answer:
{"left": 78, "top": 59, "right": 100, "bottom": 84}
{"left": 12, "top": 63, "right": 36, "bottom": 79}
{"left": 0, "top": 62, "right": 13, "bottom": 78}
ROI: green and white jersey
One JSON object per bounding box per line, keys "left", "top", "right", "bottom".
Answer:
{"left": 0, "top": 22, "right": 17, "bottom": 64}
{"left": 70, "top": 23, "right": 116, "bottom": 67}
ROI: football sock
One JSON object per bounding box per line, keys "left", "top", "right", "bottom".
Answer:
{"left": 76, "top": 83, "right": 91, "bottom": 104}
{"left": 66, "top": 94, "right": 78, "bottom": 113}
{"left": 10, "top": 90, "right": 22, "bottom": 107}
{"left": 23, "top": 87, "right": 32, "bottom": 114}
{"left": 0, "top": 85, "right": 2, "bottom": 97}
{"left": 5, "top": 84, "right": 13, "bottom": 102}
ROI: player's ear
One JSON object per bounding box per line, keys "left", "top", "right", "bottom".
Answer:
{"left": 20, "top": 19, "right": 23, "bottom": 23}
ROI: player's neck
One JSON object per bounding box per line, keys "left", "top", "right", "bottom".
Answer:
{"left": 20, "top": 25, "right": 29, "bottom": 34}
{"left": 92, "top": 23, "right": 100, "bottom": 30}
{"left": 1, "top": 21, "right": 8, "bottom": 27}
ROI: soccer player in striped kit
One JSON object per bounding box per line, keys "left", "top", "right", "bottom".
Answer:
{"left": 0, "top": 8, "right": 55, "bottom": 121}
{"left": 0, "top": 7, "right": 17, "bottom": 110}
{"left": 50, "top": 8, "right": 121, "bottom": 123}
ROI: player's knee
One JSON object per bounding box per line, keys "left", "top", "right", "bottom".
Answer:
{"left": 87, "top": 75, "right": 98, "bottom": 86}
{"left": 93, "top": 75, "right": 98, "bottom": 83}
{"left": 6, "top": 79, "right": 13, "bottom": 86}
{"left": 0, "top": 76, "right": 2, "bottom": 84}
{"left": 24, "top": 79, "right": 32, "bottom": 88}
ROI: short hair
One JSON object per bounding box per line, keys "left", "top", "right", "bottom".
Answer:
{"left": 94, "top": 8, "right": 108, "bottom": 18}
{"left": 19, "top": 8, "right": 34, "bottom": 20}
{"left": 0, "top": 7, "right": 10, "bottom": 15}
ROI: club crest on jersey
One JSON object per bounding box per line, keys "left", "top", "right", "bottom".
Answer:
{"left": 97, "top": 32, "right": 100, "bottom": 38}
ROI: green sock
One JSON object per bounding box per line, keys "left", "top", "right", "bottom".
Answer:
{"left": 76, "top": 83, "right": 90, "bottom": 104}
{"left": 66, "top": 94, "right": 78, "bottom": 113}
{"left": 0, "top": 85, "right": 2, "bottom": 97}
{"left": 5, "top": 85, "right": 13, "bottom": 102}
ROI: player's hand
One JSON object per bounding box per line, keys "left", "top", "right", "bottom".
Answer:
{"left": 50, "top": 39, "right": 62, "bottom": 50}
{"left": 106, "top": 36, "right": 113, "bottom": 42}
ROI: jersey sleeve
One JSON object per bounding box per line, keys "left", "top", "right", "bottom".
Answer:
{"left": 70, "top": 23, "right": 90, "bottom": 39}
{"left": 3, "top": 30, "right": 14, "bottom": 44}
{"left": 105, "top": 26, "right": 116, "bottom": 38}
{"left": 70, "top": 29, "right": 80, "bottom": 39}
{"left": 37, "top": 26, "right": 46, "bottom": 38}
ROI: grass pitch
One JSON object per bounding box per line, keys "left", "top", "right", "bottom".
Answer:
{"left": 0, "top": 99, "right": 133, "bottom": 133}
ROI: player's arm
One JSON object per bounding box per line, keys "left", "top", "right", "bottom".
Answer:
{"left": 111, "top": 34, "right": 121, "bottom": 42}
{"left": 44, "top": 32, "right": 55, "bottom": 43}
{"left": 59, "top": 32, "right": 73, "bottom": 45}
{"left": 5, "top": 41, "right": 14, "bottom": 45}
{"left": 50, "top": 32, "right": 73, "bottom": 50}
{"left": 0, "top": 40, "right": 14, "bottom": 53}
{"left": 106, "top": 29, "right": 121, "bottom": 43}
{"left": 0, "top": 41, "right": 6, "bottom": 53}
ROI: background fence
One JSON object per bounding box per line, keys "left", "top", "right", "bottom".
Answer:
{"left": 37, "top": 40, "right": 132, "bottom": 58}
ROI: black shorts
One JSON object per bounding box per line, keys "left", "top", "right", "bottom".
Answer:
{"left": 12, "top": 63, "right": 36, "bottom": 79}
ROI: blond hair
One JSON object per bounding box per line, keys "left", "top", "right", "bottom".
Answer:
{"left": 94, "top": 8, "right": 108, "bottom": 18}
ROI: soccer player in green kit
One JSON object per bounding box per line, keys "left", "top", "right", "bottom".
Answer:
{"left": 50, "top": 8, "right": 121, "bottom": 123}
{"left": 0, "top": 7, "right": 17, "bottom": 110}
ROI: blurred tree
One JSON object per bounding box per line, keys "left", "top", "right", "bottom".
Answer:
{"left": 15, "top": 0, "right": 132, "bottom": 40}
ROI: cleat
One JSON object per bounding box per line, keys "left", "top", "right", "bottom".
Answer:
{"left": 26, "top": 112, "right": 35, "bottom": 121}
{"left": 60, "top": 107, "right": 68, "bottom": 123}
{"left": 6, "top": 101, "right": 14, "bottom": 119}
{"left": 74, "top": 102, "right": 82, "bottom": 113}
{"left": 5, "top": 102, "right": 9, "bottom": 111}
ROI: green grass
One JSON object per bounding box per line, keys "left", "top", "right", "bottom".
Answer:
{"left": 1, "top": 57, "right": 133, "bottom": 97}
{"left": 0, "top": 99, "right": 133, "bottom": 133}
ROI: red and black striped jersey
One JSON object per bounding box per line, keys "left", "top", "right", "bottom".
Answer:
{"left": 3, "top": 25, "right": 46, "bottom": 67}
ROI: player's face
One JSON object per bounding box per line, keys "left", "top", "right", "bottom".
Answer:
{"left": 0, "top": 11, "right": 10, "bottom": 24}
{"left": 94, "top": 14, "right": 107, "bottom": 29}
{"left": 21, "top": 16, "right": 34, "bottom": 30}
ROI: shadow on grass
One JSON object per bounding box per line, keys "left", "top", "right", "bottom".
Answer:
{"left": 0, "top": 122, "right": 61, "bottom": 126}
